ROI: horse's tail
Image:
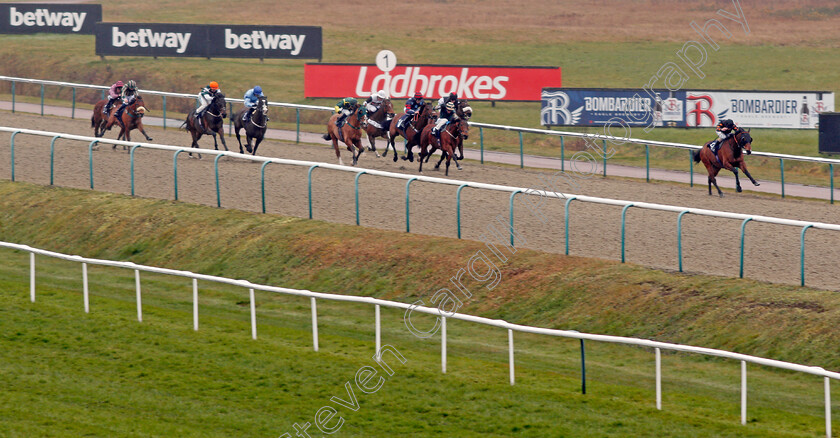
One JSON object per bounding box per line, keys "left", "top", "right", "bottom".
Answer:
{"left": 693, "top": 149, "right": 701, "bottom": 163}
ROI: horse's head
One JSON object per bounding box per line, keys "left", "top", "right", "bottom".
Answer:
{"left": 454, "top": 117, "right": 469, "bottom": 140}
{"left": 356, "top": 105, "right": 368, "bottom": 129}
{"left": 257, "top": 95, "right": 269, "bottom": 119}
{"left": 213, "top": 92, "right": 227, "bottom": 118}
{"left": 132, "top": 96, "right": 147, "bottom": 117}
{"left": 736, "top": 128, "right": 753, "bottom": 154}
{"left": 456, "top": 100, "right": 472, "bottom": 120}
{"left": 381, "top": 98, "right": 395, "bottom": 121}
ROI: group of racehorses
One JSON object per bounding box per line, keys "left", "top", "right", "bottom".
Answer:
{"left": 90, "top": 92, "right": 756, "bottom": 193}
{"left": 323, "top": 98, "right": 473, "bottom": 176}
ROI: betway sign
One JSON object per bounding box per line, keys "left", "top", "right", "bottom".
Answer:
{"left": 305, "top": 64, "right": 561, "bottom": 101}
{"left": 0, "top": 3, "right": 101, "bottom": 34}
{"left": 95, "top": 23, "right": 322, "bottom": 59}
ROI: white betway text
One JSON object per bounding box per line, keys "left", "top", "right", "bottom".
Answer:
{"left": 224, "top": 29, "right": 306, "bottom": 55}
{"left": 9, "top": 7, "right": 86, "bottom": 32}
{"left": 111, "top": 27, "right": 191, "bottom": 54}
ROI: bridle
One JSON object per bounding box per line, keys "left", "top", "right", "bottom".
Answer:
{"left": 249, "top": 98, "right": 268, "bottom": 129}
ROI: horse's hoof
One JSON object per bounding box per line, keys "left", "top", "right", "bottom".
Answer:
{"left": 719, "top": 193, "right": 724, "bottom": 198}
{"left": 754, "top": 182, "right": 761, "bottom": 186}
{"left": 736, "top": 187, "right": 742, "bottom": 193}
{"left": 375, "top": 153, "right": 381, "bottom": 158}
{"left": 146, "top": 137, "right": 153, "bottom": 141}
{"left": 457, "top": 166, "right": 463, "bottom": 171}
{"left": 393, "top": 155, "right": 398, "bottom": 163}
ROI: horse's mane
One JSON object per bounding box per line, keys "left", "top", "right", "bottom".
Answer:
{"left": 729, "top": 129, "right": 743, "bottom": 159}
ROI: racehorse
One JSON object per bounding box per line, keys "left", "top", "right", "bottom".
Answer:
{"left": 182, "top": 92, "right": 228, "bottom": 158}
{"left": 693, "top": 128, "right": 759, "bottom": 197}
{"left": 233, "top": 95, "right": 269, "bottom": 155}
{"left": 417, "top": 117, "right": 469, "bottom": 176}
{"left": 364, "top": 98, "right": 395, "bottom": 159}
{"left": 388, "top": 101, "right": 435, "bottom": 162}
{"left": 323, "top": 105, "right": 368, "bottom": 166}
{"left": 452, "top": 99, "right": 473, "bottom": 160}
{"left": 91, "top": 96, "right": 153, "bottom": 144}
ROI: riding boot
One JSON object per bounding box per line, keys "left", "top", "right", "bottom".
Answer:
{"left": 336, "top": 114, "right": 347, "bottom": 128}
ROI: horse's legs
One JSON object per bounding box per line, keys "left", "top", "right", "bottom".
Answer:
{"left": 353, "top": 138, "right": 364, "bottom": 166}
{"left": 368, "top": 134, "right": 381, "bottom": 158}
{"left": 732, "top": 167, "right": 742, "bottom": 192}
{"left": 235, "top": 127, "right": 245, "bottom": 154}
{"left": 711, "top": 168, "right": 723, "bottom": 197}
{"left": 252, "top": 135, "right": 264, "bottom": 156}
{"left": 217, "top": 126, "right": 229, "bottom": 151}
{"left": 445, "top": 153, "right": 451, "bottom": 176}
{"left": 331, "top": 136, "right": 344, "bottom": 166}
{"left": 739, "top": 161, "right": 760, "bottom": 186}
{"left": 137, "top": 122, "right": 152, "bottom": 142}
{"left": 434, "top": 151, "right": 446, "bottom": 169}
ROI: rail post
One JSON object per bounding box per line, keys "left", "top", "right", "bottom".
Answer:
{"left": 10, "top": 130, "right": 20, "bottom": 181}
{"left": 374, "top": 305, "right": 381, "bottom": 360}
{"left": 173, "top": 149, "right": 185, "bottom": 200}
{"left": 88, "top": 140, "right": 98, "bottom": 189}
{"left": 509, "top": 190, "right": 523, "bottom": 246}
{"left": 82, "top": 262, "right": 89, "bottom": 313}
{"left": 825, "top": 377, "right": 832, "bottom": 438}
{"left": 214, "top": 154, "right": 225, "bottom": 207}
{"left": 135, "top": 270, "right": 142, "bottom": 322}
{"left": 830, "top": 163, "right": 834, "bottom": 205}
{"left": 479, "top": 127, "right": 484, "bottom": 164}
{"left": 228, "top": 102, "right": 233, "bottom": 136}
{"left": 405, "top": 177, "right": 418, "bottom": 233}
{"left": 30, "top": 252, "right": 35, "bottom": 302}
{"left": 296, "top": 108, "right": 301, "bottom": 144}
{"left": 741, "top": 360, "right": 747, "bottom": 425}
{"left": 677, "top": 210, "right": 690, "bottom": 272}
{"left": 130, "top": 145, "right": 141, "bottom": 196}
{"left": 620, "top": 204, "right": 634, "bottom": 263}
{"left": 249, "top": 288, "right": 257, "bottom": 340}
{"left": 580, "top": 339, "right": 586, "bottom": 395}
{"left": 456, "top": 184, "right": 468, "bottom": 239}
{"left": 260, "top": 161, "right": 270, "bottom": 213}
{"left": 311, "top": 297, "right": 319, "bottom": 352}
{"left": 645, "top": 145, "right": 650, "bottom": 182}
{"left": 564, "top": 197, "right": 577, "bottom": 255}
{"left": 10, "top": 80, "right": 15, "bottom": 113}
{"left": 560, "top": 136, "right": 565, "bottom": 171}
{"left": 441, "top": 317, "right": 447, "bottom": 373}
{"left": 71, "top": 87, "right": 76, "bottom": 119}
{"left": 780, "top": 159, "right": 785, "bottom": 198}
{"left": 800, "top": 224, "right": 813, "bottom": 286}
{"left": 40, "top": 84, "right": 44, "bottom": 116}
{"left": 508, "top": 329, "right": 515, "bottom": 385}
{"left": 655, "top": 348, "right": 662, "bottom": 410}
{"left": 193, "top": 278, "right": 199, "bottom": 331}
{"left": 519, "top": 131, "right": 524, "bottom": 168}
{"left": 307, "top": 165, "right": 319, "bottom": 219}
{"left": 739, "top": 218, "right": 753, "bottom": 278}
{"left": 162, "top": 96, "right": 167, "bottom": 130}
{"left": 49, "top": 135, "right": 60, "bottom": 185}
{"left": 689, "top": 150, "right": 694, "bottom": 187}
{"left": 602, "top": 139, "right": 607, "bottom": 177}
{"left": 354, "top": 171, "right": 366, "bottom": 225}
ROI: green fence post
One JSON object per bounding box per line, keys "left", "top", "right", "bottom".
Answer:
{"left": 645, "top": 145, "right": 650, "bottom": 182}
{"left": 40, "top": 84, "right": 44, "bottom": 116}
{"left": 831, "top": 163, "right": 835, "bottom": 205}
{"left": 71, "top": 88, "right": 76, "bottom": 119}
{"left": 130, "top": 145, "right": 140, "bottom": 196}
{"left": 403, "top": 138, "right": 407, "bottom": 155}
{"left": 49, "top": 135, "right": 60, "bottom": 185}
{"left": 228, "top": 103, "right": 233, "bottom": 136}
{"left": 11, "top": 81, "right": 15, "bottom": 113}
{"left": 479, "top": 127, "right": 484, "bottom": 164}
{"left": 296, "top": 108, "right": 301, "bottom": 144}
{"left": 354, "top": 171, "right": 366, "bottom": 225}
{"left": 456, "top": 184, "right": 468, "bottom": 239}
{"left": 162, "top": 96, "right": 167, "bottom": 130}
{"left": 87, "top": 140, "right": 98, "bottom": 189}
{"left": 780, "top": 159, "right": 785, "bottom": 198}
{"left": 10, "top": 130, "right": 21, "bottom": 181}
{"left": 509, "top": 190, "right": 523, "bottom": 246}
{"left": 800, "top": 225, "right": 813, "bottom": 287}
{"left": 519, "top": 131, "right": 524, "bottom": 168}
{"left": 602, "top": 140, "right": 607, "bottom": 177}
{"left": 214, "top": 154, "right": 224, "bottom": 207}
{"left": 307, "top": 165, "right": 318, "bottom": 219}
{"left": 560, "top": 136, "right": 565, "bottom": 172}
{"left": 739, "top": 218, "right": 753, "bottom": 278}
{"left": 260, "top": 161, "right": 271, "bottom": 213}
{"left": 101, "top": 89, "right": 105, "bottom": 100}
{"left": 173, "top": 149, "right": 185, "bottom": 200}
{"left": 677, "top": 210, "right": 690, "bottom": 272}
{"left": 620, "top": 204, "right": 634, "bottom": 263}
{"left": 580, "top": 339, "right": 586, "bottom": 395}
{"left": 564, "top": 197, "right": 577, "bottom": 255}
{"left": 405, "top": 177, "right": 418, "bottom": 233}
{"left": 689, "top": 150, "right": 694, "bottom": 187}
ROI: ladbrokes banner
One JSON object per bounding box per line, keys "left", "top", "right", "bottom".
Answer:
{"left": 305, "top": 64, "right": 561, "bottom": 101}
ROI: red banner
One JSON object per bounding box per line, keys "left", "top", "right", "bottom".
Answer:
{"left": 304, "top": 64, "right": 561, "bottom": 101}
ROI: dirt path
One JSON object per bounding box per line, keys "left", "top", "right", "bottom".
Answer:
{"left": 1, "top": 112, "right": 838, "bottom": 291}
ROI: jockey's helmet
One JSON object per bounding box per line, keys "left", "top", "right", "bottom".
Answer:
{"left": 449, "top": 92, "right": 457, "bottom": 101}
{"left": 254, "top": 86, "right": 262, "bottom": 95}
{"left": 115, "top": 80, "right": 124, "bottom": 88}
{"left": 126, "top": 80, "right": 137, "bottom": 91}
{"left": 377, "top": 90, "right": 387, "bottom": 100}
{"left": 414, "top": 92, "right": 423, "bottom": 99}
{"left": 209, "top": 81, "right": 219, "bottom": 91}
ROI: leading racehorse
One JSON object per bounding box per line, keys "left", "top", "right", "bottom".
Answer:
{"left": 323, "top": 105, "right": 368, "bottom": 166}
{"left": 417, "top": 117, "right": 469, "bottom": 176}
{"left": 388, "top": 101, "right": 435, "bottom": 162}
{"left": 233, "top": 95, "right": 269, "bottom": 155}
{"left": 182, "top": 92, "right": 228, "bottom": 158}
{"left": 91, "top": 96, "right": 153, "bottom": 143}
{"left": 693, "top": 128, "right": 759, "bottom": 197}
{"left": 364, "top": 98, "right": 395, "bottom": 159}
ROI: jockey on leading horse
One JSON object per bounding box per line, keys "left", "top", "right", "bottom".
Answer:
{"left": 709, "top": 119, "right": 738, "bottom": 156}
{"left": 432, "top": 92, "right": 460, "bottom": 139}
{"left": 397, "top": 92, "right": 425, "bottom": 131}
{"left": 242, "top": 85, "right": 264, "bottom": 123}
{"left": 196, "top": 81, "right": 221, "bottom": 133}
{"left": 334, "top": 97, "right": 359, "bottom": 129}
{"left": 112, "top": 80, "right": 139, "bottom": 124}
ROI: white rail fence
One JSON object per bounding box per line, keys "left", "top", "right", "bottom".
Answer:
{"left": 2, "top": 74, "right": 839, "bottom": 200}
{"left": 3, "top": 127, "right": 840, "bottom": 288}
{"left": 1, "top": 240, "right": 836, "bottom": 436}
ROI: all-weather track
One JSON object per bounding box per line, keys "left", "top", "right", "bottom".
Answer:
{"left": 1, "top": 111, "right": 839, "bottom": 291}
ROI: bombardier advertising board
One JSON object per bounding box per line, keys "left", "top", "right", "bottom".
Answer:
{"left": 0, "top": 3, "right": 101, "bottom": 34}
{"left": 95, "top": 23, "right": 322, "bottom": 59}
{"left": 542, "top": 88, "right": 835, "bottom": 129}
{"left": 305, "top": 64, "right": 562, "bottom": 101}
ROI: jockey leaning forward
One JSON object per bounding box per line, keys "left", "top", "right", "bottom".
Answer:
{"left": 243, "top": 85, "right": 264, "bottom": 122}
{"left": 398, "top": 92, "right": 425, "bottom": 131}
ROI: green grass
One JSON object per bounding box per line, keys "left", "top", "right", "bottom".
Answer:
{"left": 1, "top": 182, "right": 839, "bottom": 436}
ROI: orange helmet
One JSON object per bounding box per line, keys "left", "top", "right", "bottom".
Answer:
{"left": 209, "top": 81, "right": 219, "bottom": 90}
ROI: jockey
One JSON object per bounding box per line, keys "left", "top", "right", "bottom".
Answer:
{"left": 243, "top": 85, "right": 263, "bottom": 122}
{"left": 431, "top": 100, "right": 458, "bottom": 139}
{"left": 103, "top": 80, "right": 124, "bottom": 115}
{"left": 365, "top": 90, "right": 387, "bottom": 115}
{"left": 709, "top": 119, "right": 738, "bottom": 154}
{"left": 435, "top": 92, "right": 459, "bottom": 112}
{"left": 334, "top": 97, "right": 358, "bottom": 128}
{"left": 399, "top": 92, "right": 425, "bottom": 129}
{"left": 113, "top": 80, "right": 138, "bottom": 122}
{"left": 196, "top": 81, "right": 221, "bottom": 132}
